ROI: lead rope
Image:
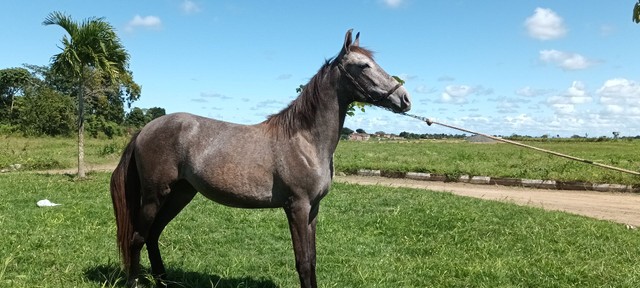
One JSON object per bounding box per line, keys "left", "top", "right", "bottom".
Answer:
{"left": 397, "top": 111, "right": 640, "bottom": 176}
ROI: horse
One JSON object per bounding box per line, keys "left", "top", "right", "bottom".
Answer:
{"left": 110, "top": 29, "right": 411, "bottom": 288}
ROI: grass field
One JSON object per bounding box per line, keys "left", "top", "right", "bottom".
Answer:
{"left": 0, "top": 136, "right": 126, "bottom": 170}
{"left": 1, "top": 135, "right": 639, "bottom": 184}
{"left": 1, "top": 172, "right": 640, "bottom": 287}
{"left": 335, "top": 139, "right": 640, "bottom": 185}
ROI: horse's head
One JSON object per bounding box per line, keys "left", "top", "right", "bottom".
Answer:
{"left": 337, "top": 29, "right": 411, "bottom": 113}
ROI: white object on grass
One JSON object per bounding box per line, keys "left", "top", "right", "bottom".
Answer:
{"left": 36, "top": 199, "right": 61, "bottom": 207}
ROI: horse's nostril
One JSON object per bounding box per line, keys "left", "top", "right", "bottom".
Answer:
{"left": 401, "top": 94, "right": 411, "bottom": 111}
{"left": 402, "top": 94, "right": 411, "bottom": 106}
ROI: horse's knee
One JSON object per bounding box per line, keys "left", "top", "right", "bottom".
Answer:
{"left": 131, "top": 232, "right": 145, "bottom": 249}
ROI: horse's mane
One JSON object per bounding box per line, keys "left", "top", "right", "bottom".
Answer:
{"left": 263, "top": 59, "right": 333, "bottom": 137}
{"left": 350, "top": 46, "right": 374, "bottom": 59}
{"left": 263, "top": 47, "right": 374, "bottom": 138}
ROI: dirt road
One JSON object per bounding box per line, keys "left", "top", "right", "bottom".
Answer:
{"left": 44, "top": 164, "right": 640, "bottom": 227}
{"left": 335, "top": 175, "right": 640, "bottom": 227}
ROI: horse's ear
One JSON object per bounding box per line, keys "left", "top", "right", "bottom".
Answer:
{"left": 353, "top": 32, "right": 360, "bottom": 47}
{"left": 342, "top": 29, "right": 354, "bottom": 54}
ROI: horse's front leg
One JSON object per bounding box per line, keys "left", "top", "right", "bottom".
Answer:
{"left": 284, "top": 201, "right": 319, "bottom": 288}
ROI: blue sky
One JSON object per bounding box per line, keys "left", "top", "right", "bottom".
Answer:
{"left": 2, "top": 0, "right": 640, "bottom": 137}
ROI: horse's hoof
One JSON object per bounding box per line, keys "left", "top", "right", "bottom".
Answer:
{"left": 126, "top": 278, "right": 139, "bottom": 288}
{"left": 152, "top": 273, "right": 168, "bottom": 287}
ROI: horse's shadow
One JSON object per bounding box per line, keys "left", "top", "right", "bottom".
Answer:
{"left": 84, "top": 264, "right": 279, "bottom": 288}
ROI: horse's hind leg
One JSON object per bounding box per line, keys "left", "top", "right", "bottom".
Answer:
{"left": 127, "top": 187, "right": 163, "bottom": 287}
{"left": 146, "top": 181, "right": 197, "bottom": 286}
{"left": 127, "top": 182, "right": 171, "bottom": 287}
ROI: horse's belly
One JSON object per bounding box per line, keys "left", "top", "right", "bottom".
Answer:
{"left": 198, "top": 187, "right": 280, "bottom": 208}
{"left": 189, "top": 174, "right": 282, "bottom": 208}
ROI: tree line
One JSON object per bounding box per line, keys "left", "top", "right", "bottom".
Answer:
{"left": 339, "top": 127, "right": 467, "bottom": 140}
{"left": 0, "top": 65, "right": 163, "bottom": 137}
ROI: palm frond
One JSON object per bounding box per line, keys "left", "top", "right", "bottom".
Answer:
{"left": 43, "top": 11, "right": 78, "bottom": 37}
{"left": 44, "top": 11, "right": 134, "bottom": 89}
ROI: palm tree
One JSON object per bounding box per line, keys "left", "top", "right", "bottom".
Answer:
{"left": 44, "top": 11, "right": 132, "bottom": 178}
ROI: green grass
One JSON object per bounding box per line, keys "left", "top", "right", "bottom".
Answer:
{"left": 0, "top": 136, "right": 127, "bottom": 171}
{"left": 1, "top": 172, "right": 640, "bottom": 287}
{"left": 335, "top": 140, "right": 640, "bottom": 185}
{"left": 2, "top": 135, "right": 639, "bottom": 185}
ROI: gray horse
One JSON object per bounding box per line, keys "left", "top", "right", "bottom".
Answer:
{"left": 111, "top": 29, "right": 411, "bottom": 288}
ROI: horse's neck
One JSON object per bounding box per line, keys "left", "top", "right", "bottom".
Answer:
{"left": 267, "top": 66, "right": 350, "bottom": 163}
{"left": 307, "top": 95, "right": 342, "bottom": 160}
{"left": 305, "top": 78, "right": 349, "bottom": 162}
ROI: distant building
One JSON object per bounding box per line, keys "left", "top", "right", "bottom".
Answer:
{"left": 374, "top": 133, "right": 404, "bottom": 140}
{"left": 348, "top": 133, "right": 370, "bottom": 141}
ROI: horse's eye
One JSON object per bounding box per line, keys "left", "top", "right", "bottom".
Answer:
{"left": 358, "top": 63, "right": 371, "bottom": 69}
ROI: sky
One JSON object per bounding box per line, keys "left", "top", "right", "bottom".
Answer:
{"left": 2, "top": 0, "right": 640, "bottom": 137}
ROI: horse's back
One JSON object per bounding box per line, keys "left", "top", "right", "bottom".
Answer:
{"left": 134, "top": 112, "right": 283, "bottom": 207}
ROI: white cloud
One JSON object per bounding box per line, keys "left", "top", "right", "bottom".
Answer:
{"left": 201, "top": 92, "right": 232, "bottom": 100}
{"left": 181, "top": 0, "right": 201, "bottom": 14}
{"left": 515, "top": 86, "right": 536, "bottom": 97}
{"left": 546, "top": 81, "right": 592, "bottom": 115}
{"left": 414, "top": 85, "right": 436, "bottom": 94}
{"left": 597, "top": 78, "right": 640, "bottom": 99}
{"left": 496, "top": 99, "right": 520, "bottom": 114}
{"left": 550, "top": 103, "right": 575, "bottom": 115}
{"left": 440, "top": 85, "right": 473, "bottom": 104}
{"left": 504, "top": 114, "right": 540, "bottom": 130}
{"left": 126, "top": 15, "right": 161, "bottom": 32}
{"left": 439, "top": 85, "right": 493, "bottom": 104}
{"left": 539, "top": 50, "right": 594, "bottom": 70}
{"left": 597, "top": 78, "right": 640, "bottom": 117}
{"left": 547, "top": 115, "right": 587, "bottom": 132}
{"left": 437, "top": 75, "right": 455, "bottom": 82}
{"left": 524, "top": 8, "right": 567, "bottom": 40}
{"left": 515, "top": 86, "right": 550, "bottom": 97}
{"left": 565, "top": 81, "right": 591, "bottom": 104}
{"left": 605, "top": 105, "right": 624, "bottom": 114}
{"left": 381, "top": 0, "right": 403, "bottom": 8}
{"left": 398, "top": 73, "right": 418, "bottom": 81}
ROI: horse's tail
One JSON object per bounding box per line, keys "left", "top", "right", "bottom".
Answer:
{"left": 110, "top": 131, "right": 141, "bottom": 273}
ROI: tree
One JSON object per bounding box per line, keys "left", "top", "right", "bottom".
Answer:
{"left": 123, "top": 107, "right": 165, "bottom": 129}
{"left": 0, "top": 67, "right": 33, "bottom": 122}
{"left": 125, "top": 107, "right": 147, "bottom": 128}
{"left": 24, "top": 63, "right": 136, "bottom": 136}
{"left": 356, "top": 128, "right": 367, "bottom": 134}
{"left": 16, "top": 86, "right": 74, "bottom": 136}
{"left": 341, "top": 127, "right": 354, "bottom": 135}
{"left": 340, "top": 127, "right": 354, "bottom": 140}
{"left": 146, "top": 107, "right": 166, "bottom": 122}
{"left": 44, "top": 11, "right": 137, "bottom": 177}
{"left": 634, "top": 1, "right": 640, "bottom": 23}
